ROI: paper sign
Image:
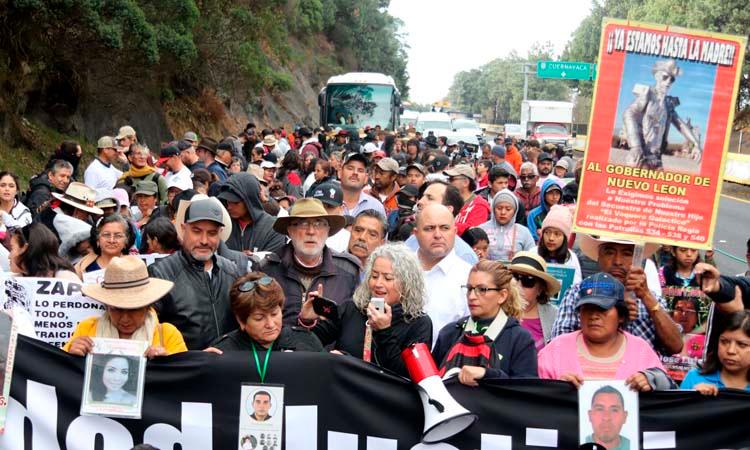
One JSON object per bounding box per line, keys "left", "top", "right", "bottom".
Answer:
{"left": 546, "top": 264, "right": 577, "bottom": 305}
{"left": 0, "top": 312, "right": 18, "bottom": 434}
{"left": 82, "top": 269, "right": 105, "bottom": 286}
{"left": 1, "top": 276, "right": 105, "bottom": 347}
{"left": 579, "top": 380, "right": 639, "bottom": 449}
{"left": 574, "top": 19, "right": 747, "bottom": 249}
{"left": 238, "top": 384, "right": 284, "bottom": 450}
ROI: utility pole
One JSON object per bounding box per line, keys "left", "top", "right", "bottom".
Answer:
{"left": 518, "top": 63, "right": 536, "bottom": 101}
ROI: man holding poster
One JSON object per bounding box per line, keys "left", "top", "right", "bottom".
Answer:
{"left": 575, "top": 19, "right": 747, "bottom": 250}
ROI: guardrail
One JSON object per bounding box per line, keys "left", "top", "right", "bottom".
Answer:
{"left": 724, "top": 152, "right": 750, "bottom": 185}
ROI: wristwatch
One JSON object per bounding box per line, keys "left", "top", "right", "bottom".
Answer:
{"left": 650, "top": 303, "right": 661, "bottom": 313}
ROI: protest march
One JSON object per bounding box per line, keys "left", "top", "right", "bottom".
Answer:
{"left": 1, "top": 6, "right": 750, "bottom": 450}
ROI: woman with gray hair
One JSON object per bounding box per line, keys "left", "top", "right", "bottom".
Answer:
{"left": 299, "top": 242, "right": 432, "bottom": 376}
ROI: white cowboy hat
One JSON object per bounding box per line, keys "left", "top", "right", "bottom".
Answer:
{"left": 578, "top": 234, "right": 658, "bottom": 262}
{"left": 82, "top": 256, "right": 173, "bottom": 309}
{"left": 51, "top": 182, "right": 104, "bottom": 215}
{"left": 174, "top": 194, "right": 232, "bottom": 241}
{"left": 508, "top": 251, "right": 561, "bottom": 296}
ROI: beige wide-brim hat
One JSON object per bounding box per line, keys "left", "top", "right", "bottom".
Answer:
{"left": 262, "top": 135, "right": 278, "bottom": 146}
{"left": 578, "top": 234, "right": 658, "bottom": 262}
{"left": 174, "top": 194, "right": 233, "bottom": 241}
{"left": 509, "top": 251, "right": 561, "bottom": 296}
{"left": 82, "top": 256, "right": 174, "bottom": 309}
{"left": 52, "top": 182, "right": 104, "bottom": 215}
{"left": 273, "top": 198, "right": 345, "bottom": 236}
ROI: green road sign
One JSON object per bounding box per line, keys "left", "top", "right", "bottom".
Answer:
{"left": 537, "top": 61, "right": 595, "bottom": 80}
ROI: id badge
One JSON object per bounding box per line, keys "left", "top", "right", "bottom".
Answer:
{"left": 238, "top": 383, "right": 284, "bottom": 450}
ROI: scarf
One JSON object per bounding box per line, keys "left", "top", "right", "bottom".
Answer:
{"left": 119, "top": 165, "right": 155, "bottom": 182}
{"left": 96, "top": 307, "right": 159, "bottom": 344}
{"left": 439, "top": 310, "right": 509, "bottom": 376}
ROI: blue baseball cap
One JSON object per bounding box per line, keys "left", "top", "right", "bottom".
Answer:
{"left": 575, "top": 273, "right": 625, "bottom": 310}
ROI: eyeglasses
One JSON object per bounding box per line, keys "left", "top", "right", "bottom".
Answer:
{"left": 512, "top": 273, "right": 539, "bottom": 288}
{"left": 462, "top": 285, "right": 502, "bottom": 297}
{"left": 289, "top": 219, "right": 329, "bottom": 230}
{"left": 100, "top": 233, "right": 126, "bottom": 241}
{"left": 519, "top": 175, "right": 536, "bottom": 181}
{"left": 239, "top": 276, "right": 273, "bottom": 292}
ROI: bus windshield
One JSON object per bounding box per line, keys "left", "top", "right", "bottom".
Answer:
{"left": 325, "top": 84, "right": 394, "bottom": 129}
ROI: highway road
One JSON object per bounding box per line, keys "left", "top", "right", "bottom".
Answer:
{"left": 713, "top": 192, "right": 748, "bottom": 276}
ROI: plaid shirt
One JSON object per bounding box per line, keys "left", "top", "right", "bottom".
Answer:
{"left": 550, "top": 281, "right": 672, "bottom": 351}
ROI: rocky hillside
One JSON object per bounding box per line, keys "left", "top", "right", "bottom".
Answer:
{"left": 0, "top": 0, "right": 408, "bottom": 183}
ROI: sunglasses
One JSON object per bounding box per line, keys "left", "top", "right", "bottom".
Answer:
{"left": 512, "top": 273, "right": 539, "bottom": 288}
{"left": 519, "top": 175, "right": 536, "bottom": 181}
{"left": 238, "top": 276, "right": 273, "bottom": 292}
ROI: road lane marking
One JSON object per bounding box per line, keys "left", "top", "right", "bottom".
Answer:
{"left": 721, "top": 193, "right": 750, "bottom": 203}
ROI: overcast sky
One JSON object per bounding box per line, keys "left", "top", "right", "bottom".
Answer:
{"left": 388, "top": 0, "right": 594, "bottom": 103}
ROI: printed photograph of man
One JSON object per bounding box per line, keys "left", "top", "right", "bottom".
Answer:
{"left": 586, "top": 385, "right": 631, "bottom": 450}
{"left": 250, "top": 390, "right": 272, "bottom": 422}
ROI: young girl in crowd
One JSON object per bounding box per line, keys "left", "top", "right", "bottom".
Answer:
{"left": 461, "top": 227, "right": 490, "bottom": 261}
{"left": 681, "top": 310, "right": 750, "bottom": 394}
{"left": 533, "top": 205, "right": 582, "bottom": 284}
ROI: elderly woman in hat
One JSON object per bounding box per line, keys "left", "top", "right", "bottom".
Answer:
{"left": 298, "top": 242, "right": 431, "bottom": 377}
{"left": 64, "top": 255, "right": 187, "bottom": 357}
{"left": 509, "top": 251, "right": 561, "bottom": 351}
{"left": 432, "top": 260, "right": 538, "bottom": 386}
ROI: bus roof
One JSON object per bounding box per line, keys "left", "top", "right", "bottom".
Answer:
{"left": 326, "top": 72, "right": 398, "bottom": 88}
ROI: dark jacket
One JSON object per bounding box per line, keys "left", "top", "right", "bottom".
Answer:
{"left": 432, "top": 316, "right": 538, "bottom": 379}
{"left": 26, "top": 174, "right": 59, "bottom": 217}
{"left": 223, "top": 173, "right": 286, "bottom": 253}
{"left": 188, "top": 160, "right": 206, "bottom": 172}
{"left": 218, "top": 240, "right": 258, "bottom": 274}
{"left": 562, "top": 180, "right": 578, "bottom": 204}
{"left": 313, "top": 301, "right": 432, "bottom": 377}
{"left": 149, "top": 250, "right": 241, "bottom": 350}
{"left": 260, "top": 244, "right": 360, "bottom": 325}
{"left": 207, "top": 160, "right": 228, "bottom": 182}
{"left": 709, "top": 275, "right": 750, "bottom": 306}
{"left": 213, "top": 326, "right": 323, "bottom": 352}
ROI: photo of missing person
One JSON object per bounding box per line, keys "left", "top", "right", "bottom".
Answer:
{"left": 609, "top": 54, "right": 714, "bottom": 174}
{"left": 579, "top": 380, "right": 638, "bottom": 450}
{"left": 249, "top": 390, "right": 273, "bottom": 422}
{"left": 89, "top": 354, "right": 139, "bottom": 405}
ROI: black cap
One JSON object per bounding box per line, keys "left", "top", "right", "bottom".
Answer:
{"left": 539, "top": 152, "right": 553, "bottom": 162}
{"left": 217, "top": 185, "right": 243, "bottom": 203}
{"left": 343, "top": 151, "right": 368, "bottom": 167}
{"left": 160, "top": 145, "right": 179, "bottom": 158}
{"left": 425, "top": 135, "right": 439, "bottom": 148}
{"left": 298, "top": 127, "right": 313, "bottom": 138}
{"left": 429, "top": 155, "right": 451, "bottom": 173}
{"left": 263, "top": 152, "right": 278, "bottom": 164}
{"left": 399, "top": 184, "right": 419, "bottom": 198}
{"left": 216, "top": 142, "right": 233, "bottom": 153}
{"left": 311, "top": 182, "right": 343, "bottom": 207}
{"left": 177, "top": 140, "right": 193, "bottom": 151}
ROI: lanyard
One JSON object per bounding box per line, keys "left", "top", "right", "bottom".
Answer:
{"left": 251, "top": 341, "right": 273, "bottom": 383}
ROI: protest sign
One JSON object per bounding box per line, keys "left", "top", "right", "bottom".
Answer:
{"left": 546, "top": 264, "right": 576, "bottom": 305}
{"left": 1, "top": 276, "right": 104, "bottom": 348}
{"left": 0, "top": 312, "right": 17, "bottom": 434}
{"left": 574, "top": 19, "right": 747, "bottom": 248}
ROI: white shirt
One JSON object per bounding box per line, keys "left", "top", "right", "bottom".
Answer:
{"left": 165, "top": 166, "right": 192, "bottom": 189}
{"left": 326, "top": 228, "right": 351, "bottom": 253}
{"left": 84, "top": 158, "right": 122, "bottom": 190}
{"left": 421, "top": 249, "right": 471, "bottom": 346}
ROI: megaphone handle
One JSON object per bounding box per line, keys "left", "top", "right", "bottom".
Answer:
{"left": 415, "top": 383, "right": 446, "bottom": 412}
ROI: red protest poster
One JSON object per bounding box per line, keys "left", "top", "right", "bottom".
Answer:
{"left": 574, "top": 19, "right": 747, "bottom": 248}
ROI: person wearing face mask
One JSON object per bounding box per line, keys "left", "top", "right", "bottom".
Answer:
{"left": 298, "top": 243, "right": 432, "bottom": 377}
{"left": 207, "top": 272, "right": 323, "bottom": 353}
{"left": 478, "top": 189, "right": 535, "bottom": 261}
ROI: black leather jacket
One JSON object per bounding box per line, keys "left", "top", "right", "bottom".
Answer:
{"left": 149, "top": 250, "right": 241, "bottom": 350}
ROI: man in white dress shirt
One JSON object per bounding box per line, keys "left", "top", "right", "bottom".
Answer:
{"left": 413, "top": 203, "right": 471, "bottom": 345}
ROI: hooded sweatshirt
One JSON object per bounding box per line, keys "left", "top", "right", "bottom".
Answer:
{"left": 223, "top": 173, "right": 286, "bottom": 253}
{"left": 526, "top": 178, "right": 562, "bottom": 242}
{"left": 479, "top": 189, "right": 534, "bottom": 261}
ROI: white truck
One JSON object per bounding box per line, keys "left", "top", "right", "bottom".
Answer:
{"left": 520, "top": 100, "right": 575, "bottom": 146}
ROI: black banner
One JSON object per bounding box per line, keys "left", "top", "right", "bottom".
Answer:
{"left": 3, "top": 336, "right": 750, "bottom": 449}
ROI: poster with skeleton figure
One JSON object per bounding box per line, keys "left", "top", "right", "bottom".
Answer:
{"left": 575, "top": 19, "right": 746, "bottom": 249}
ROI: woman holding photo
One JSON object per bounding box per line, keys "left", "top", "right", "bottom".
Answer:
{"left": 64, "top": 255, "right": 186, "bottom": 357}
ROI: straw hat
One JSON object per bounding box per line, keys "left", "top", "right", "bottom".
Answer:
{"left": 262, "top": 134, "right": 278, "bottom": 147}
{"left": 273, "top": 198, "right": 345, "bottom": 236}
{"left": 52, "top": 182, "right": 104, "bottom": 215}
{"left": 174, "top": 194, "right": 232, "bottom": 241}
{"left": 82, "top": 256, "right": 174, "bottom": 309}
{"left": 509, "top": 251, "right": 561, "bottom": 296}
{"left": 578, "top": 234, "right": 658, "bottom": 262}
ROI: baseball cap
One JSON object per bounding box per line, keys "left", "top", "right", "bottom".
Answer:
{"left": 444, "top": 164, "right": 476, "bottom": 180}
{"left": 134, "top": 180, "right": 159, "bottom": 196}
{"left": 407, "top": 163, "right": 428, "bottom": 175}
{"left": 372, "top": 150, "right": 386, "bottom": 159}
{"left": 343, "top": 151, "right": 368, "bottom": 167}
{"left": 538, "top": 152, "right": 553, "bottom": 162}
{"left": 363, "top": 142, "right": 378, "bottom": 154}
{"left": 177, "top": 140, "right": 193, "bottom": 151}
{"left": 492, "top": 145, "right": 506, "bottom": 158}
{"left": 184, "top": 199, "right": 225, "bottom": 226}
{"left": 182, "top": 131, "right": 199, "bottom": 142}
{"left": 160, "top": 145, "right": 179, "bottom": 158}
{"left": 429, "top": 155, "right": 451, "bottom": 173}
{"left": 575, "top": 273, "right": 625, "bottom": 310}
{"left": 311, "top": 182, "right": 343, "bottom": 207}
{"left": 260, "top": 160, "right": 277, "bottom": 170}
{"left": 375, "top": 157, "right": 399, "bottom": 173}
{"left": 166, "top": 174, "right": 193, "bottom": 191}
{"left": 115, "top": 125, "right": 136, "bottom": 140}
{"left": 217, "top": 185, "right": 243, "bottom": 203}
{"left": 216, "top": 142, "right": 233, "bottom": 154}
{"left": 555, "top": 159, "right": 570, "bottom": 171}
{"left": 97, "top": 136, "right": 116, "bottom": 149}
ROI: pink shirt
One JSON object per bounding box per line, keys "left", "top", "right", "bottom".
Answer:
{"left": 538, "top": 330, "right": 665, "bottom": 380}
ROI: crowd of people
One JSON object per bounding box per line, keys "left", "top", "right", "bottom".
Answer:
{"left": 2, "top": 122, "right": 750, "bottom": 442}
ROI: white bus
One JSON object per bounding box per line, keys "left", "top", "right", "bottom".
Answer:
{"left": 318, "top": 72, "right": 403, "bottom": 131}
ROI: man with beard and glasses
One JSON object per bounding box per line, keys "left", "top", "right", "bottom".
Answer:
{"left": 260, "top": 198, "right": 360, "bottom": 326}
{"left": 551, "top": 235, "right": 683, "bottom": 355}
{"left": 149, "top": 197, "right": 242, "bottom": 349}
